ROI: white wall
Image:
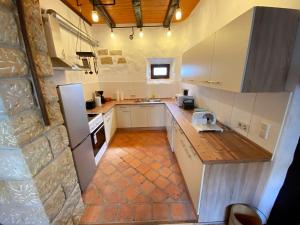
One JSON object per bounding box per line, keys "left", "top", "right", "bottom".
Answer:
{"left": 91, "top": 25, "right": 183, "bottom": 99}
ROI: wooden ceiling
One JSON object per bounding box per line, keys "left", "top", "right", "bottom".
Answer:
{"left": 61, "top": 0, "right": 200, "bottom": 25}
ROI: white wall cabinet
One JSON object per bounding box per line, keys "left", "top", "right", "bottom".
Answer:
{"left": 181, "top": 33, "right": 215, "bottom": 87}
{"left": 116, "top": 106, "right": 132, "bottom": 128}
{"left": 174, "top": 123, "right": 204, "bottom": 213}
{"left": 181, "top": 7, "right": 300, "bottom": 92}
{"left": 104, "top": 108, "right": 117, "bottom": 143}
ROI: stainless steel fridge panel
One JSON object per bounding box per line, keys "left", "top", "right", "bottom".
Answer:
{"left": 57, "top": 83, "right": 90, "bottom": 149}
{"left": 72, "top": 136, "right": 96, "bottom": 192}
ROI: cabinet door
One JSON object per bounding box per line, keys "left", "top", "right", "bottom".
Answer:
{"left": 111, "top": 108, "right": 117, "bottom": 136}
{"left": 210, "top": 9, "right": 253, "bottom": 92}
{"left": 116, "top": 106, "right": 132, "bottom": 128}
{"left": 175, "top": 124, "right": 203, "bottom": 214}
{"left": 147, "top": 104, "right": 165, "bottom": 127}
{"left": 181, "top": 33, "right": 215, "bottom": 86}
{"left": 131, "top": 105, "right": 148, "bottom": 127}
{"left": 104, "top": 112, "right": 112, "bottom": 143}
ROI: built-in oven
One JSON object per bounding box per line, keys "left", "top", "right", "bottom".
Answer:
{"left": 87, "top": 113, "right": 106, "bottom": 157}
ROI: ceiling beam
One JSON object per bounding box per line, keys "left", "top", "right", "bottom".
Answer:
{"left": 163, "top": 0, "right": 179, "bottom": 28}
{"left": 132, "top": 0, "right": 142, "bottom": 28}
{"left": 89, "top": 0, "right": 116, "bottom": 28}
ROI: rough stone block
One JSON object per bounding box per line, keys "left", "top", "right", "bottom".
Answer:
{"left": 22, "top": 0, "right": 48, "bottom": 53}
{"left": 5, "top": 180, "right": 42, "bottom": 207}
{"left": 0, "top": 79, "right": 34, "bottom": 115}
{"left": 34, "top": 148, "right": 77, "bottom": 202}
{"left": 22, "top": 136, "right": 52, "bottom": 176}
{"left": 0, "top": 9, "right": 19, "bottom": 46}
{"left": 0, "top": 205, "right": 49, "bottom": 225}
{"left": 51, "top": 184, "right": 81, "bottom": 225}
{"left": 0, "top": 48, "right": 28, "bottom": 77}
{"left": 46, "top": 101, "right": 64, "bottom": 126}
{"left": 0, "top": 0, "right": 13, "bottom": 8}
{"left": 39, "top": 77, "right": 59, "bottom": 103}
{"left": 46, "top": 125, "right": 69, "bottom": 157}
{"left": 34, "top": 160, "right": 58, "bottom": 202}
{"left": 44, "top": 185, "right": 65, "bottom": 222}
{"left": 72, "top": 198, "right": 85, "bottom": 225}
{"left": 98, "top": 49, "right": 108, "bottom": 55}
{"left": 34, "top": 53, "right": 53, "bottom": 77}
{"left": 0, "top": 149, "right": 30, "bottom": 180}
{"left": 109, "top": 50, "right": 122, "bottom": 55}
{"left": 117, "top": 57, "right": 127, "bottom": 64}
{"left": 101, "top": 56, "right": 113, "bottom": 65}
{"left": 0, "top": 181, "right": 10, "bottom": 204}
{"left": 56, "top": 148, "right": 78, "bottom": 197}
{"left": 10, "top": 109, "right": 44, "bottom": 145}
{"left": 67, "top": 218, "right": 75, "bottom": 225}
{"left": 0, "top": 115, "right": 18, "bottom": 148}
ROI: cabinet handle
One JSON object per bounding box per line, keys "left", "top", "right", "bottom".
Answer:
{"left": 207, "top": 80, "right": 221, "bottom": 85}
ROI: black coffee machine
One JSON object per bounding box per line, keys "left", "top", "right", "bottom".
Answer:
{"left": 95, "top": 91, "right": 106, "bottom": 104}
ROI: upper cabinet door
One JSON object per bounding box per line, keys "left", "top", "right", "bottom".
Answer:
{"left": 181, "top": 33, "right": 215, "bottom": 86}
{"left": 210, "top": 9, "right": 253, "bottom": 92}
{"left": 242, "top": 7, "right": 300, "bottom": 92}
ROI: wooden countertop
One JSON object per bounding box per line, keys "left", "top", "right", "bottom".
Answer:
{"left": 87, "top": 99, "right": 272, "bottom": 164}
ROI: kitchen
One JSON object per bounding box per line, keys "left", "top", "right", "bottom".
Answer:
{"left": 0, "top": 0, "right": 300, "bottom": 225}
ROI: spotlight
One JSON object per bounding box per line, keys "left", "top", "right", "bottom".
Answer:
{"left": 91, "top": 10, "right": 99, "bottom": 22}
{"left": 175, "top": 6, "right": 182, "bottom": 20}
{"left": 139, "top": 28, "right": 144, "bottom": 38}
{"left": 129, "top": 26, "right": 135, "bottom": 40}
{"left": 110, "top": 28, "right": 115, "bottom": 38}
{"left": 167, "top": 27, "right": 172, "bottom": 37}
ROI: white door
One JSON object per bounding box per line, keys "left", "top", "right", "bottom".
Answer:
{"left": 104, "top": 112, "right": 112, "bottom": 143}
{"left": 210, "top": 9, "right": 253, "bottom": 92}
{"left": 116, "top": 106, "right": 132, "bottom": 128}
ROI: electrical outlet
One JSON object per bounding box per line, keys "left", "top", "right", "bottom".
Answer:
{"left": 259, "top": 122, "right": 271, "bottom": 140}
{"left": 237, "top": 121, "right": 249, "bottom": 132}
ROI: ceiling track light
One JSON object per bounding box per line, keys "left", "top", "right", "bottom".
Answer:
{"left": 129, "top": 26, "right": 135, "bottom": 40}
{"left": 167, "top": 27, "right": 172, "bottom": 37}
{"left": 91, "top": 9, "right": 99, "bottom": 22}
{"left": 139, "top": 28, "right": 144, "bottom": 38}
{"left": 110, "top": 27, "right": 115, "bottom": 38}
{"left": 175, "top": 4, "right": 182, "bottom": 21}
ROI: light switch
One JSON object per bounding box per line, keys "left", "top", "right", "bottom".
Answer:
{"left": 259, "top": 122, "right": 271, "bottom": 140}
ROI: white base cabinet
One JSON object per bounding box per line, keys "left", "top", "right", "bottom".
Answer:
{"left": 165, "top": 108, "right": 175, "bottom": 151}
{"left": 116, "top": 106, "right": 132, "bottom": 128}
{"left": 117, "top": 104, "right": 165, "bottom": 128}
{"left": 174, "top": 123, "right": 204, "bottom": 214}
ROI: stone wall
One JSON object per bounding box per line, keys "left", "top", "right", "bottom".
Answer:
{"left": 0, "top": 0, "right": 84, "bottom": 224}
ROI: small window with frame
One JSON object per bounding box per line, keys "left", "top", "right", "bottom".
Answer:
{"left": 151, "top": 64, "right": 170, "bottom": 79}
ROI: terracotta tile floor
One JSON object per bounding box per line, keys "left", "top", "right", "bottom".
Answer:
{"left": 80, "top": 130, "right": 197, "bottom": 225}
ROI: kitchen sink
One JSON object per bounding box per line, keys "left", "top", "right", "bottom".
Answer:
{"left": 134, "top": 98, "right": 161, "bottom": 103}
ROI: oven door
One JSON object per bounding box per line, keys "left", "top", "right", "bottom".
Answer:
{"left": 91, "top": 122, "right": 106, "bottom": 156}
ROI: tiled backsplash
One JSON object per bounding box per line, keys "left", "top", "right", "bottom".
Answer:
{"left": 181, "top": 83, "right": 291, "bottom": 154}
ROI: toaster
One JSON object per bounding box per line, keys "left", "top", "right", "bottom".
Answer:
{"left": 175, "top": 94, "right": 194, "bottom": 107}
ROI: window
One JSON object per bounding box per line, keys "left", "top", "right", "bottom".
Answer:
{"left": 151, "top": 64, "right": 170, "bottom": 79}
